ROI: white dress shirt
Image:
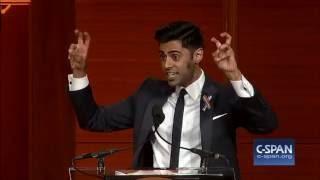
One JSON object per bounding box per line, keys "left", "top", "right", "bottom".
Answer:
{"left": 68, "top": 71, "right": 254, "bottom": 168}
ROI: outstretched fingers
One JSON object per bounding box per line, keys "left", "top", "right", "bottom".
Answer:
{"left": 83, "top": 32, "right": 91, "bottom": 47}
{"left": 220, "top": 32, "right": 232, "bottom": 46}
{"left": 75, "top": 29, "right": 84, "bottom": 45}
{"left": 68, "top": 44, "right": 77, "bottom": 60}
{"left": 210, "top": 36, "right": 222, "bottom": 49}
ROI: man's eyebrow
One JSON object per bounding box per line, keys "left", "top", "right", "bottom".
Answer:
{"left": 158, "top": 50, "right": 181, "bottom": 54}
{"left": 168, "top": 50, "right": 181, "bottom": 54}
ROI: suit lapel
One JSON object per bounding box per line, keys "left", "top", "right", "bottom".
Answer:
{"left": 139, "top": 82, "right": 173, "bottom": 148}
{"left": 200, "top": 75, "right": 219, "bottom": 151}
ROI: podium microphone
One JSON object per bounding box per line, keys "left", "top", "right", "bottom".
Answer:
{"left": 71, "top": 147, "right": 129, "bottom": 177}
{"left": 73, "top": 147, "right": 128, "bottom": 160}
{"left": 152, "top": 105, "right": 229, "bottom": 166}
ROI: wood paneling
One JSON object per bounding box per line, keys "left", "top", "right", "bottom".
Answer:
{"left": 237, "top": 0, "right": 320, "bottom": 137}
{"left": 237, "top": 0, "right": 320, "bottom": 179}
{"left": 29, "top": 0, "right": 75, "bottom": 179}
{"left": 0, "top": 6, "right": 29, "bottom": 180}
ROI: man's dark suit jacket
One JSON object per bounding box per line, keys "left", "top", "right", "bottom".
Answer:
{"left": 69, "top": 75, "right": 277, "bottom": 179}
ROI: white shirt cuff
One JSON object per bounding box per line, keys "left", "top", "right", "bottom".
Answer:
{"left": 230, "top": 75, "right": 255, "bottom": 98}
{"left": 68, "top": 74, "right": 89, "bottom": 91}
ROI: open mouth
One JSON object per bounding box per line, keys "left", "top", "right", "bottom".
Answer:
{"left": 167, "top": 72, "right": 178, "bottom": 80}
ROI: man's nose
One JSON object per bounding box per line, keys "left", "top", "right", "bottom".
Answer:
{"left": 164, "top": 58, "right": 173, "bottom": 69}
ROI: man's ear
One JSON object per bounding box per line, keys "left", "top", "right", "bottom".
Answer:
{"left": 193, "top": 48, "right": 203, "bottom": 64}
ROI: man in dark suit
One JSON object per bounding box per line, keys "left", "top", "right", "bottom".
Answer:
{"left": 68, "top": 21, "right": 277, "bottom": 179}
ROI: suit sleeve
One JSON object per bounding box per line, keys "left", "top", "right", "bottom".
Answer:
{"left": 233, "top": 89, "right": 278, "bottom": 134}
{"left": 69, "top": 85, "right": 137, "bottom": 131}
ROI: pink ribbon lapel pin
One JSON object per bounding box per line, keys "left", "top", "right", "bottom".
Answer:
{"left": 202, "top": 95, "right": 213, "bottom": 111}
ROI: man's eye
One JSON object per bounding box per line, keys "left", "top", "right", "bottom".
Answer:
{"left": 171, "top": 54, "right": 179, "bottom": 61}
{"left": 159, "top": 54, "right": 166, "bottom": 61}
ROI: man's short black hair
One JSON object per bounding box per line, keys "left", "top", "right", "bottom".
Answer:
{"left": 154, "top": 21, "right": 204, "bottom": 50}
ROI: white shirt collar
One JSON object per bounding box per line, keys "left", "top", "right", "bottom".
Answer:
{"left": 176, "top": 69, "right": 205, "bottom": 101}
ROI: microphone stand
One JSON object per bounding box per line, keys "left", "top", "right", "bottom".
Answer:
{"left": 200, "top": 154, "right": 209, "bottom": 174}
{"left": 71, "top": 148, "right": 128, "bottom": 179}
{"left": 97, "top": 157, "right": 105, "bottom": 176}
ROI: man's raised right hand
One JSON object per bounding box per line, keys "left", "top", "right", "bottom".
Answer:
{"left": 68, "top": 29, "right": 91, "bottom": 78}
